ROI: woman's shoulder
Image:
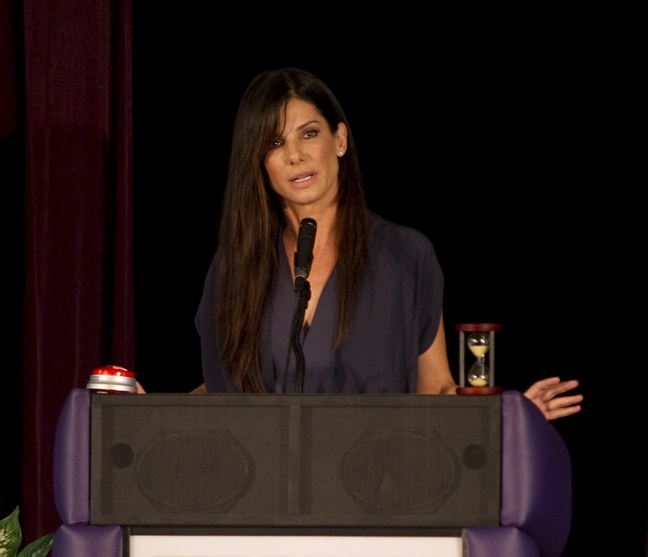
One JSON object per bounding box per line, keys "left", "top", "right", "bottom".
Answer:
{"left": 364, "top": 211, "right": 442, "bottom": 284}
{"left": 366, "top": 211, "right": 435, "bottom": 250}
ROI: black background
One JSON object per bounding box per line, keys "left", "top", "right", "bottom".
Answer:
{"left": 131, "top": 11, "right": 642, "bottom": 556}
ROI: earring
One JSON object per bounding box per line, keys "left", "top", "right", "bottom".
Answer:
{"left": 338, "top": 151, "right": 344, "bottom": 156}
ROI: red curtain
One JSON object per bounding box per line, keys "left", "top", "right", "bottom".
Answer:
{"left": 18, "top": 0, "right": 133, "bottom": 542}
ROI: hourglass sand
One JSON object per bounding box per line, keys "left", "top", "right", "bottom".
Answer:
{"left": 456, "top": 323, "right": 503, "bottom": 395}
{"left": 467, "top": 332, "right": 489, "bottom": 387}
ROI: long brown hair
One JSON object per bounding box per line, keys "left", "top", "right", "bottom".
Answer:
{"left": 215, "top": 68, "right": 369, "bottom": 392}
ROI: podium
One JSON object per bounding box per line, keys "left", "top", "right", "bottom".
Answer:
{"left": 52, "top": 390, "right": 572, "bottom": 557}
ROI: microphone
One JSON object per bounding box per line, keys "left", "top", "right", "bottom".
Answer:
{"left": 294, "top": 218, "right": 317, "bottom": 284}
{"left": 290, "top": 217, "right": 317, "bottom": 393}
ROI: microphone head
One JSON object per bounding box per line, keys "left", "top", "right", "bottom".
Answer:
{"left": 299, "top": 217, "right": 317, "bottom": 238}
{"left": 294, "top": 218, "right": 317, "bottom": 280}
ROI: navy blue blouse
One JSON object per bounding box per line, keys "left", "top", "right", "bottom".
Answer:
{"left": 195, "top": 212, "right": 444, "bottom": 393}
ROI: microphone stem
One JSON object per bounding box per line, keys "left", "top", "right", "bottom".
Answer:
{"left": 290, "top": 279, "right": 310, "bottom": 393}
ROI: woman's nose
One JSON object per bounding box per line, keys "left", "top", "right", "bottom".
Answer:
{"left": 284, "top": 142, "right": 304, "bottom": 164}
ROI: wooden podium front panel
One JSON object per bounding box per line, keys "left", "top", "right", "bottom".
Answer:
{"left": 90, "top": 393, "right": 501, "bottom": 529}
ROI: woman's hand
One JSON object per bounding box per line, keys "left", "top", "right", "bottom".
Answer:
{"left": 524, "top": 377, "right": 583, "bottom": 420}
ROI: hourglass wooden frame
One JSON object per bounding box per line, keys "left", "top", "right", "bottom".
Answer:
{"left": 456, "top": 323, "right": 503, "bottom": 395}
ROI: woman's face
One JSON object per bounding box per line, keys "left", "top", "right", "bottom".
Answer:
{"left": 264, "top": 98, "right": 347, "bottom": 214}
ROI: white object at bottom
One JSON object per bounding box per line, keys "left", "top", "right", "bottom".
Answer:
{"left": 129, "top": 534, "right": 463, "bottom": 557}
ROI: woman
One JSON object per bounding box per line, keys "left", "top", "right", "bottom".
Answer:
{"left": 192, "top": 67, "right": 582, "bottom": 421}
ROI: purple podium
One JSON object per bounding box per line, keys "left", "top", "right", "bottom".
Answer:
{"left": 52, "top": 389, "right": 572, "bottom": 557}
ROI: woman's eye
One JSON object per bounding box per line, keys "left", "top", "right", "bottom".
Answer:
{"left": 304, "top": 129, "right": 318, "bottom": 138}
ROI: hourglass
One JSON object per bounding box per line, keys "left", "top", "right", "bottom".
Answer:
{"left": 456, "top": 323, "right": 503, "bottom": 395}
